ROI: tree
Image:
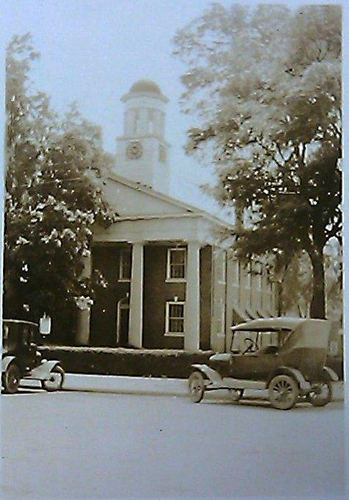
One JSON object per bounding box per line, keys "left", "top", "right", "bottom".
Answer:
{"left": 174, "top": 4, "right": 342, "bottom": 318}
{"left": 4, "top": 34, "right": 114, "bottom": 336}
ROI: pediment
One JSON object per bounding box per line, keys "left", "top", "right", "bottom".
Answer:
{"left": 102, "top": 173, "right": 204, "bottom": 217}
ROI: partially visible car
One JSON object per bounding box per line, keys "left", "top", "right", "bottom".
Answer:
{"left": 2, "top": 319, "right": 65, "bottom": 394}
{"left": 188, "top": 317, "right": 338, "bottom": 410}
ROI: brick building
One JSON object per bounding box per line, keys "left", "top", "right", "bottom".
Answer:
{"left": 75, "top": 80, "right": 279, "bottom": 351}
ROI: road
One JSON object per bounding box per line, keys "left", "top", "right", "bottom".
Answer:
{"left": 1, "top": 389, "right": 345, "bottom": 500}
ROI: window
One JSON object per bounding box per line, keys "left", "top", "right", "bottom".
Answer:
{"left": 167, "top": 248, "right": 186, "bottom": 281}
{"left": 253, "top": 262, "right": 262, "bottom": 290}
{"left": 165, "top": 302, "right": 185, "bottom": 336}
{"left": 246, "top": 262, "right": 252, "bottom": 289}
{"left": 267, "top": 280, "right": 273, "bottom": 309}
{"left": 148, "top": 109, "right": 155, "bottom": 134}
{"left": 119, "top": 248, "right": 131, "bottom": 282}
{"left": 132, "top": 110, "right": 140, "bottom": 135}
{"left": 216, "top": 298, "right": 226, "bottom": 337}
{"left": 245, "top": 262, "right": 252, "bottom": 308}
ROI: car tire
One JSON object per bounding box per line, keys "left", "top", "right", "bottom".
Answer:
{"left": 307, "top": 382, "right": 332, "bottom": 407}
{"left": 42, "top": 366, "right": 65, "bottom": 392}
{"left": 2, "top": 363, "right": 21, "bottom": 394}
{"left": 188, "top": 371, "right": 205, "bottom": 403}
{"left": 268, "top": 374, "right": 299, "bottom": 410}
{"left": 229, "top": 389, "right": 244, "bottom": 402}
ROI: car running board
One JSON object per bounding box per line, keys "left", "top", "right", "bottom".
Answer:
{"left": 207, "top": 378, "right": 267, "bottom": 391}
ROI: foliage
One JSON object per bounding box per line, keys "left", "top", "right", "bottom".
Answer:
{"left": 174, "top": 5, "right": 342, "bottom": 318}
{"left": 4, "top": 34, "right": 114, "bottom": 323}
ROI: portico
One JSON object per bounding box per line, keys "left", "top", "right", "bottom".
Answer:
{"left": 84, "top": 208, "right": 223, "bottom": 351}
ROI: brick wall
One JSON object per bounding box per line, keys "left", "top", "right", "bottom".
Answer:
{"left": 90, "top": 243, "right": 213, "bottom": 349}
{"left": 143, "top": 245, "right": 186, "bottom": 348}
{"left": 90, "top": 245, "right": 130, "bottom": 346}
{"left": 200, "top": 246, "right": 212, "bottom": 350}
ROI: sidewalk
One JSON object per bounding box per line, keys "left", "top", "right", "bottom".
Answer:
{"left": 64, "top": 373, "right": 187, "bottom": 396}
{"left": 60, "top": 373, "right": 345, "bottom": 401}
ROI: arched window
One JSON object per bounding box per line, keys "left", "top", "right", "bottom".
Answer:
{"left": 133, "top": 110, "right": 140, "bottom": 135}
{"left": 148, "top": 109, "right": 155, "bottom": 134}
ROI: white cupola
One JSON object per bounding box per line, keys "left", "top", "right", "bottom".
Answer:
{"left": 115, "top": 80, "right": 171, "bottom": 194}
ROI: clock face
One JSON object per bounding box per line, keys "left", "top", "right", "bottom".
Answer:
{"left": 126, "top": 141, "right": 143, "bottom": 160}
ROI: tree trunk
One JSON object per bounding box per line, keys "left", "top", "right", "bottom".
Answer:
{"left": 309, "top": 250, "right": 326, "bottom": 318}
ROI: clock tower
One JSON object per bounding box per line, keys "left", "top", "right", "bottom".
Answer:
{"left": 115, "top": 80, "right": 171, "bottom": 194}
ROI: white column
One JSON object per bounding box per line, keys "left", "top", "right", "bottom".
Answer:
{"left": 76, "top": 252, "right": 92, "bottom": 345}
{"left": 184, "top": 241, "right": 201, "bottom": 352}
{"left": 129, "top": 242, "right": 144, "bottom": 348}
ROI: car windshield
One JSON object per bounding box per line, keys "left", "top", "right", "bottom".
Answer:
{"left": 231, "top": 328, "right": 292, "bottom": 353}
{"left": 2, "top": 321, "right": 38, "bottom": 350}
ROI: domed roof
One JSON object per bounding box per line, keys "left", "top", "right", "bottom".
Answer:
{"left": 130, "top": 80, "right": 161, "bottom": 95}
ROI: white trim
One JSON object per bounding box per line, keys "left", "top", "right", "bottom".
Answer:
{"left": 218, "top": 250, "right": 227, "bottom": 284}
{"left": 231, "top": 259, "right": 240, "bottom": 285}
{"left": 166, "top": 247, "right": 186, "bottom": 282}
{"left": 118, "top": 248, "right": 131, "bottom": 282}
{"left": 165, "top": 278, "right": 187, "bottom": 283}
{"left": 128, "top": 242, "right": 144, "bottom": 347}
{"left": 116, "top": 297, "right": 130, "bottom": 345}
{"left": 113, "top": 213, "right": 214, "bottom": 222}
{"left": 165, "top": 301, "right": 185, "bottom": 337}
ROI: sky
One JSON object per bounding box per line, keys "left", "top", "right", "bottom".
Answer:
{"left": 0, "top": 0, "right": 345, "bottom": 215}
{"left": 1, "top": 0, "right": 239, "bottom": 217}
{"left": 0, "top": 0, "right": 343, "bottom": 217}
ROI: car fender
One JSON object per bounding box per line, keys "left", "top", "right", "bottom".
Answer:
{"left": 191, "top": 364, "right": 223, "bottom": 385}
{"left": 2, "top": 356, "right": 18, "bottom": 374}
{"left": 323, "top": 366, "right": 339, "bottom": 382}
{"left": 267, "top": 366, "right": 311, "bottom": 391}
{"left": 23, "top": 360, "right": 62, "bottom": 381}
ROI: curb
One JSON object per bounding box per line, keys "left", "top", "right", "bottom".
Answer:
{"left": 22, "top": 374, "right": 344, "bottom": 401}
{"left": 61, "top": 374, "right": 345, "bottom": 402}
{"left": 63, "top": 374, "right": 188, "bottom": 397}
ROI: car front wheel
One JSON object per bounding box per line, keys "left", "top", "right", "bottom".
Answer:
{"left": 42, "top": 366, "right": 65, "bottom": 392}
{"left": 2, "top": 363, "right": 21, "bottom": 394}
{"left": 188, "top": 371, "right": 205, "bottom": 403}
{"left": 269, "top": 374, "right": 299, "bottom": 410}
{"left": 307, "top": 382, "right": 332, "bottom": 407}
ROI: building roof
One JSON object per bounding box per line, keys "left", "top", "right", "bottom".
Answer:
{"left": 122, "top": 79, "right": 168, "bottom": 103}
{"left": 130, "top": 80, "right": 161, "bottom": 94}
{"left": 107, "top": 172, "right": 234, "bottom": 230}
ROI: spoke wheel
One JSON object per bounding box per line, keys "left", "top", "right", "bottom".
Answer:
{"left": 2, "top": 364, "right": 21, "bottom": 394}
{"left": 188, "top": 371, "right": 205, "bottom": 403}
{"left": 307, "top": 382, "right": 332, "bottom": 407}
{"left": 229, "top": 389, "right": 244, "bottom": 402}
{"left": 269, "top": 375, "right": 299, "bottom": 410}
{"left": 42, "top": 366, "right": 65, "bottom": 392}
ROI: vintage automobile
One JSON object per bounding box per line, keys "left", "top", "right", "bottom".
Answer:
{"left": 188, "top": 317, "right": 339, "bottom": 410}
{"left": 2, "top": 318, "right": 65, "bottom": 394}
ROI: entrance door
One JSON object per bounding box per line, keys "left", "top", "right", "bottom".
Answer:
{"left": 116, "top": 297, "right": 130, "bottom": 347}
